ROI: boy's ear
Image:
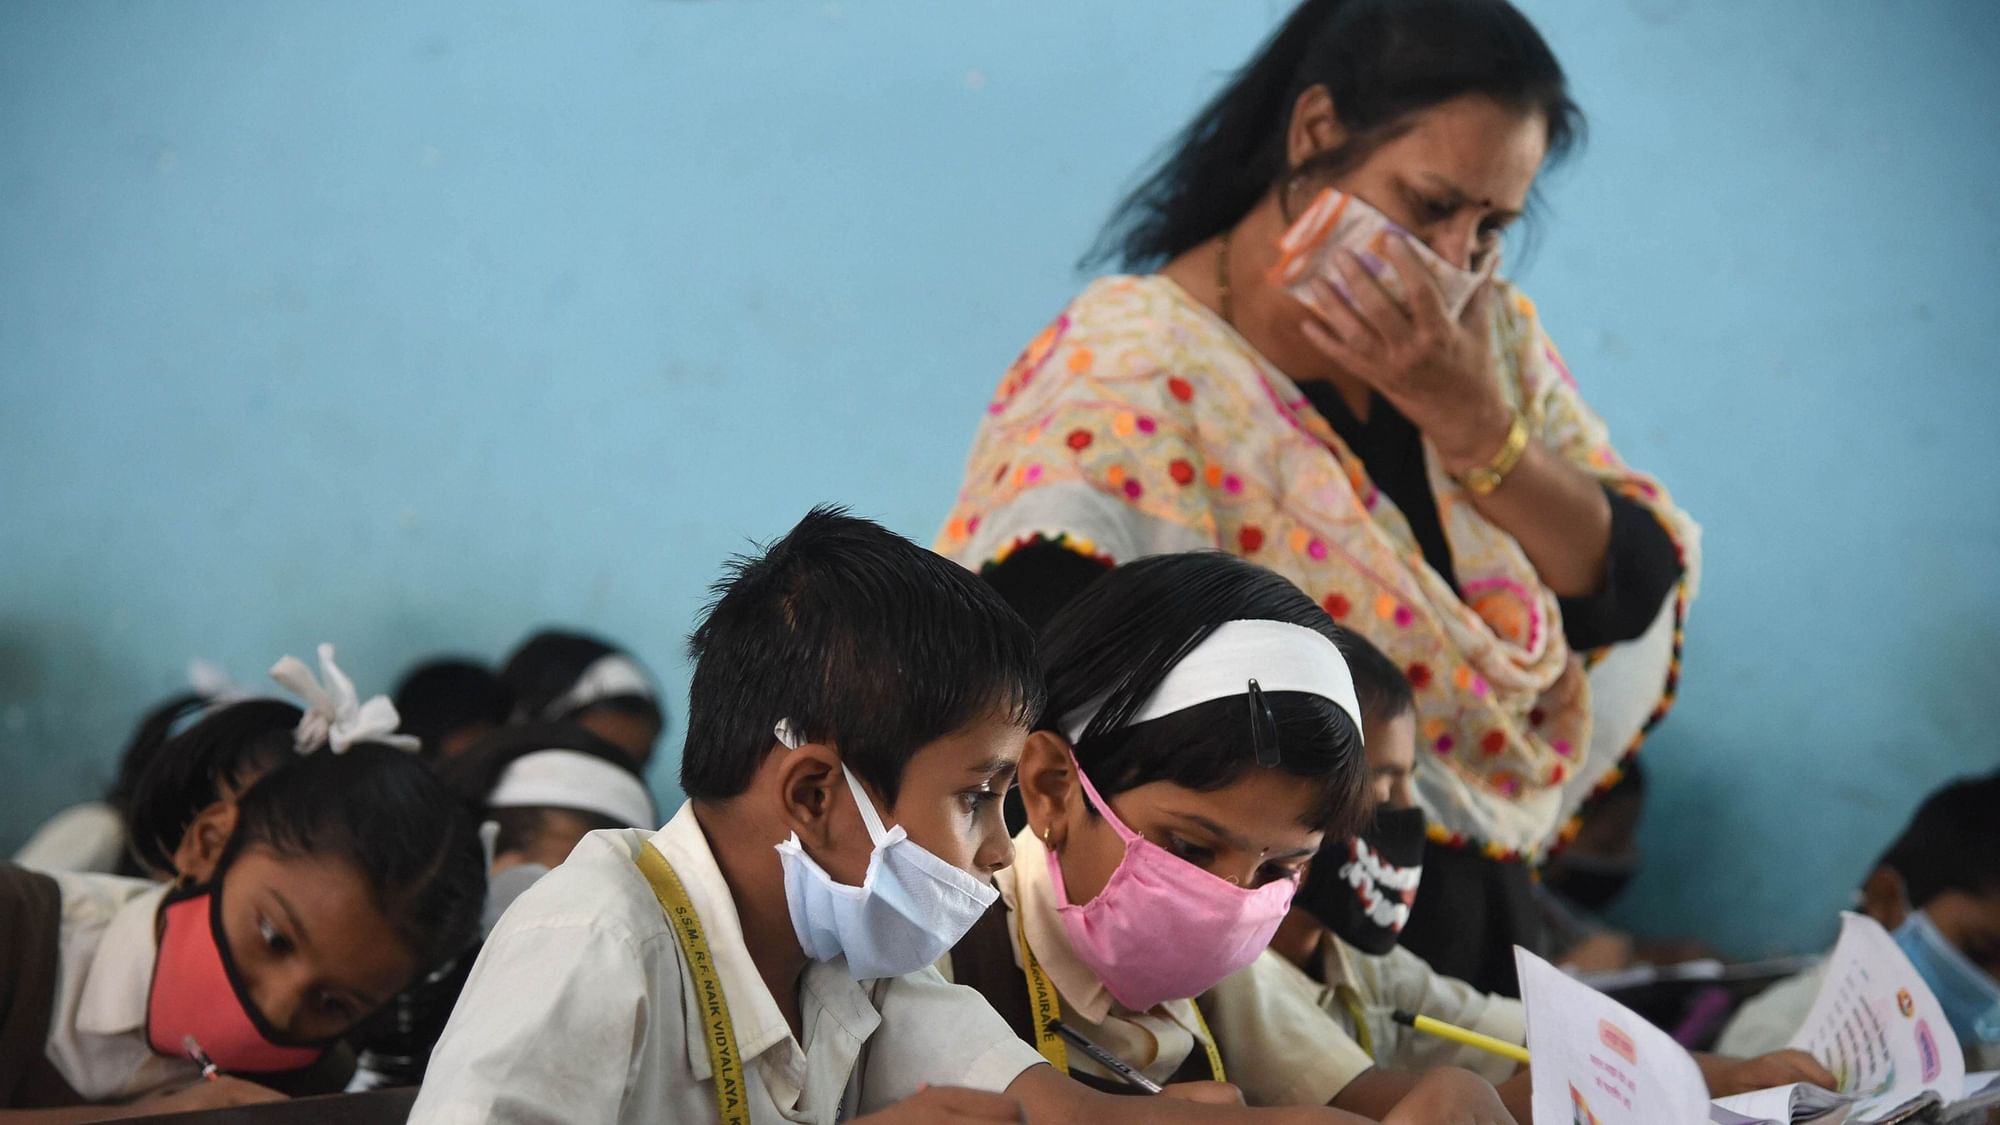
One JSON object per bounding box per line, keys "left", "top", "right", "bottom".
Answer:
{"left": 1018, "top": 731, "right": 1080, "bottom": 852}
{"left": 172, "top": 798, "right": 239, "bottom": 885}
{"left": 1860, "top": 864, "right": 1910, "bottom": 930}
{"left": 774, "top": 740, "right": 846, "bottom": 850}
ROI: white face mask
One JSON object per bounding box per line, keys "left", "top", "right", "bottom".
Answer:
{"left": 481, "top": 862, "right": 550, "bottom": 936}
{"left": 772, "top": 723, "right": 999, "bottom": 980}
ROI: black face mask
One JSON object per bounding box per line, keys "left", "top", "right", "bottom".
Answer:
{"left": 1295, "top": 805, "right": 1428, "bottom": 956}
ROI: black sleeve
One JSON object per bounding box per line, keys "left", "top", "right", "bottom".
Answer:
{"left": 1557, "top": 489, "right": 1686, "bottom": 651}
{"left": 979, "top": 539, "right": 1115, "bottom": 634}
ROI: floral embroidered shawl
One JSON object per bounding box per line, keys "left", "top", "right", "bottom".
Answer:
{"left": 937, "top": 275, "right": 1701, "bottom": 860}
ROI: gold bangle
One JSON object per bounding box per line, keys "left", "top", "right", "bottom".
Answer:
{"left": 1460, "top": 414, "right": 1529, "bottom": 497}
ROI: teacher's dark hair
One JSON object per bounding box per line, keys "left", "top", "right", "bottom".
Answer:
{"left": 1087, "top": 0, "right": 1584, "bottom": 271}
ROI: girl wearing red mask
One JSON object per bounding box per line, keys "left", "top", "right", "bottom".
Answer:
{"left": 943, "top": 552, "right": 1519, "bottom": 1122}
{"left": 0, "top": 647, "right": 485, "bottom": 1121}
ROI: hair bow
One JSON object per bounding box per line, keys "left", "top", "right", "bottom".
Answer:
{"left": 269, "top": 643, "right": 420, "bottom": 755}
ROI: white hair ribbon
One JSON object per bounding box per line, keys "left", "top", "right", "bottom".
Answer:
{"left": 269, "top": 643, "right": 421, "bottom": 755}
{"left": 186, "top": 659, "right": 255, "bottom": 705}
{"left": 1062, "top": 619, "right": 1363, "bottom": 745}
{"left": 486, "top": 749, "right": 657, "bottom": 830}
{"left": 541, "top": 653, "right": 655, "bottom": 721}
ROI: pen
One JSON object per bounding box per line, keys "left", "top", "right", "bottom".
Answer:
{"left": 1045, "top": 1020, "right": 1164, "bottom": 1094}
{"left": 182, "top": 1034, "right": 221, "bottom": 1082}
{"left": 1391, "top": 1009, "right": 1532, "bottom": 1066}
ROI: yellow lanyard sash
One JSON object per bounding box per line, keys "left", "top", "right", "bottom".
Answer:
{"left": 636, "top": 844, "right": 751, "bottom": 1125}
{"left": 1013, "top": 906, "right": 1226, "bottom": 1084}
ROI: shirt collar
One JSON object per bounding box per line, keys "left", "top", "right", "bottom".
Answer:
{"left": 646, "top": 802, "right": 812, "bottom": 1078}
{"left": 76, "top": 881, "right": 169, "bottom": 1037}
{"left": 1319, "top": 932, "right": 1359, "bottom": 989}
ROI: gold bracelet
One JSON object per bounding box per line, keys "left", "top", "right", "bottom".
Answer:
{"left": 1459, "top": 414, "right": 1529, "bottom": 497}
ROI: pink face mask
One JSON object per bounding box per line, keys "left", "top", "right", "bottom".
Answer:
{"left": 1048, "top": 759, "right": 1299, "bottom": 1013}
{"left": 147, "top": 883, "right": 327, "bottom": 1073}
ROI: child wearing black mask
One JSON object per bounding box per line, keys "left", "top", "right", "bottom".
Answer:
{"left": 1208, "top": 632, "right": 1834, "bottom": 1120}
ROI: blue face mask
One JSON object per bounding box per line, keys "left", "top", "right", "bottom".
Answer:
{"left": 1893, "top": 909, "right": 2000, "bottom": 1047}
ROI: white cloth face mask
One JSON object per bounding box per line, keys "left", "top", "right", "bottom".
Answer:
{"left": 771, "top": 722, "right": 999, "bottom": 980}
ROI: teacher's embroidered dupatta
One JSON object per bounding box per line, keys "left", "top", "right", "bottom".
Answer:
{"left": 938, "top": 275, "right": 1700, "bottom": 859}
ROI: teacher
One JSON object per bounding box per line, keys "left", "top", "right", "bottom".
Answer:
{"left": 939, "top": 0, "right": 1699, "bottom": 995}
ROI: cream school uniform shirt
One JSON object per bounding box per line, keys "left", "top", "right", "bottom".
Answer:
{"left": 43, "top": 871, "right": 203, "bottom": 1102}
{"left": 952, "top": 829, "right": 1362, "bottom": 1106}
{"left": 14, "top": 801, "right": 127, "bottom": 875}
{"left": 1203, "top": 933, "right": 1525, "bottom": 1091}
{"left": 409, "top": 802, "right": 1045, "bottom": 1125}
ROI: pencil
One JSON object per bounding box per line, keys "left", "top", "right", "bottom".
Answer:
{"left": 1045, "top": 1020, "right": 1165, "bottom": 1094}
{"left": 182, "top": 1034, "right": 222, "bottom": 1081}
{"left": 1391, "top": 1009, "right": 1532, "bottom": 1066}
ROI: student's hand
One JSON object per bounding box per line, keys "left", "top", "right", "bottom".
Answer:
{"left": 1556, "top": 931, "right": 1635, "bottom": 973}
{"left": 1161, "top": 1079, "right": 1245, "bottom": 1105}
{"left": 1379, "top": 1067, "right": 1516, "bottom": 1125}
{"left": 1705, "top": 1049, "right": 1839, "bottom": 1096}
{"left": 857, "top": 1084, "right": 1024, "bottom": 1123}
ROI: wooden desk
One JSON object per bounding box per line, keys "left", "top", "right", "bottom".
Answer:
{"left": 121, "top": 1086, "right": 416, "bottom": 1124}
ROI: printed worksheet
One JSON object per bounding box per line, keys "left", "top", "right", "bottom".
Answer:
{"left": 1517, "top": 948, "right": 1713, "bottom": 1125}
{"left": 1787, "top": 913, "right": 1963, "bottom": 1119}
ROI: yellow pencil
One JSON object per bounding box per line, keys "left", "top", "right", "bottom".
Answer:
{"left": 1391, "top": 1009, "right": 1532, "bottom": 1066}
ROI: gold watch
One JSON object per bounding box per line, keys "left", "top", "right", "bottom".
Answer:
{"left": 1460, "top": 414, "right": 1529, "bottom": 496}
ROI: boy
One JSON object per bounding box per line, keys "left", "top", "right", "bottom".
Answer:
{"left": 412, "top": 509, "right": 1394, "bottom": 1125}
{"left": 1205, "top": 631, "right": 1834, "bottom": 1121}
{"left": 1718, "top": 770, "right": 2000, "bottom": 1070}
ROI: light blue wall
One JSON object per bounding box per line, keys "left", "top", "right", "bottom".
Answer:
{"left": 3, "top": 1, "right": 1995, "bottom": 957}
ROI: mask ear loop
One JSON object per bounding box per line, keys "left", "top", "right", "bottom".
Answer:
{"left": 776, "top": 719, "right": 894, "bottom": 846}
{"left": 1247, "top": 679, "right": 1281, "bottom": 768}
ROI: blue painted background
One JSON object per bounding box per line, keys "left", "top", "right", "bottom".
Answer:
{"left": 3, "top": 1, "right": 1996, "bottom": 957}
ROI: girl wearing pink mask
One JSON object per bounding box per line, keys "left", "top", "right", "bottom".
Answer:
{"left": 945, "top": 553, "right": 1518, "bottom": 1122}
{"left": 0, "top": 649, "right": 485, "bottom": 1121}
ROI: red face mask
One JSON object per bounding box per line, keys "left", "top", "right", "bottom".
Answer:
{"left": 146, "top": 880, "right": 327, "bottom": 1073}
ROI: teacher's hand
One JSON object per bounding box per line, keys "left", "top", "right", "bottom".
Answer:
{"left": 1299, "top": 235, "right": 1512, "bottom": 476}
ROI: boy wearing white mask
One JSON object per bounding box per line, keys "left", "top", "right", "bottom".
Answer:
{"left": 411, "top": 509, "right": 1391, "bottom": 1125}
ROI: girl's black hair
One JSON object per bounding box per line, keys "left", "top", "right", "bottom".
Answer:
{"left": 499, "top": 630, "right": 664, "bottom": 729}
{"left": 1039, "top": 552, "right": 1367, "bottom": 836}
{"left": 223, "top": 743, "right": 487, "bottom": 971}
{"left": 1086, "top": 0, "right": 1584, "bottom": 271}
{"left": 125, "top": 699, "right": 304, "bottom": 876}
{"left": 435, "top": 721, "right": 653, "bottom": 855}
{"left": 392, "top": 658, "right": 516, "bottom": 758}
{"left": 105, "top": 692, "right": 210, "bottom": 817}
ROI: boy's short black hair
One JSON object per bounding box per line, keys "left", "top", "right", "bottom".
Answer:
{"left": 678, "top": 506, "right": 1044, "bottom": 806}
{"left": 1335, "top": 629, "right": 1415, "bottom": 726}
{"left": 1877, "top": 770, "right": 2000, "bottom": 907}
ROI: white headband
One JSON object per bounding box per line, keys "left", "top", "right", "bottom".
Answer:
{"left": 1063, "top": 619, "right": 1363, "bottom": 746}
{"left": 486, "top": 749, "right": 656, "bottom": 829}
{"left": 269, "top": 643, "right": 421, "bottom": 755}
{"left": 543, "top": 654, "right": 655, "bottom": 720}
